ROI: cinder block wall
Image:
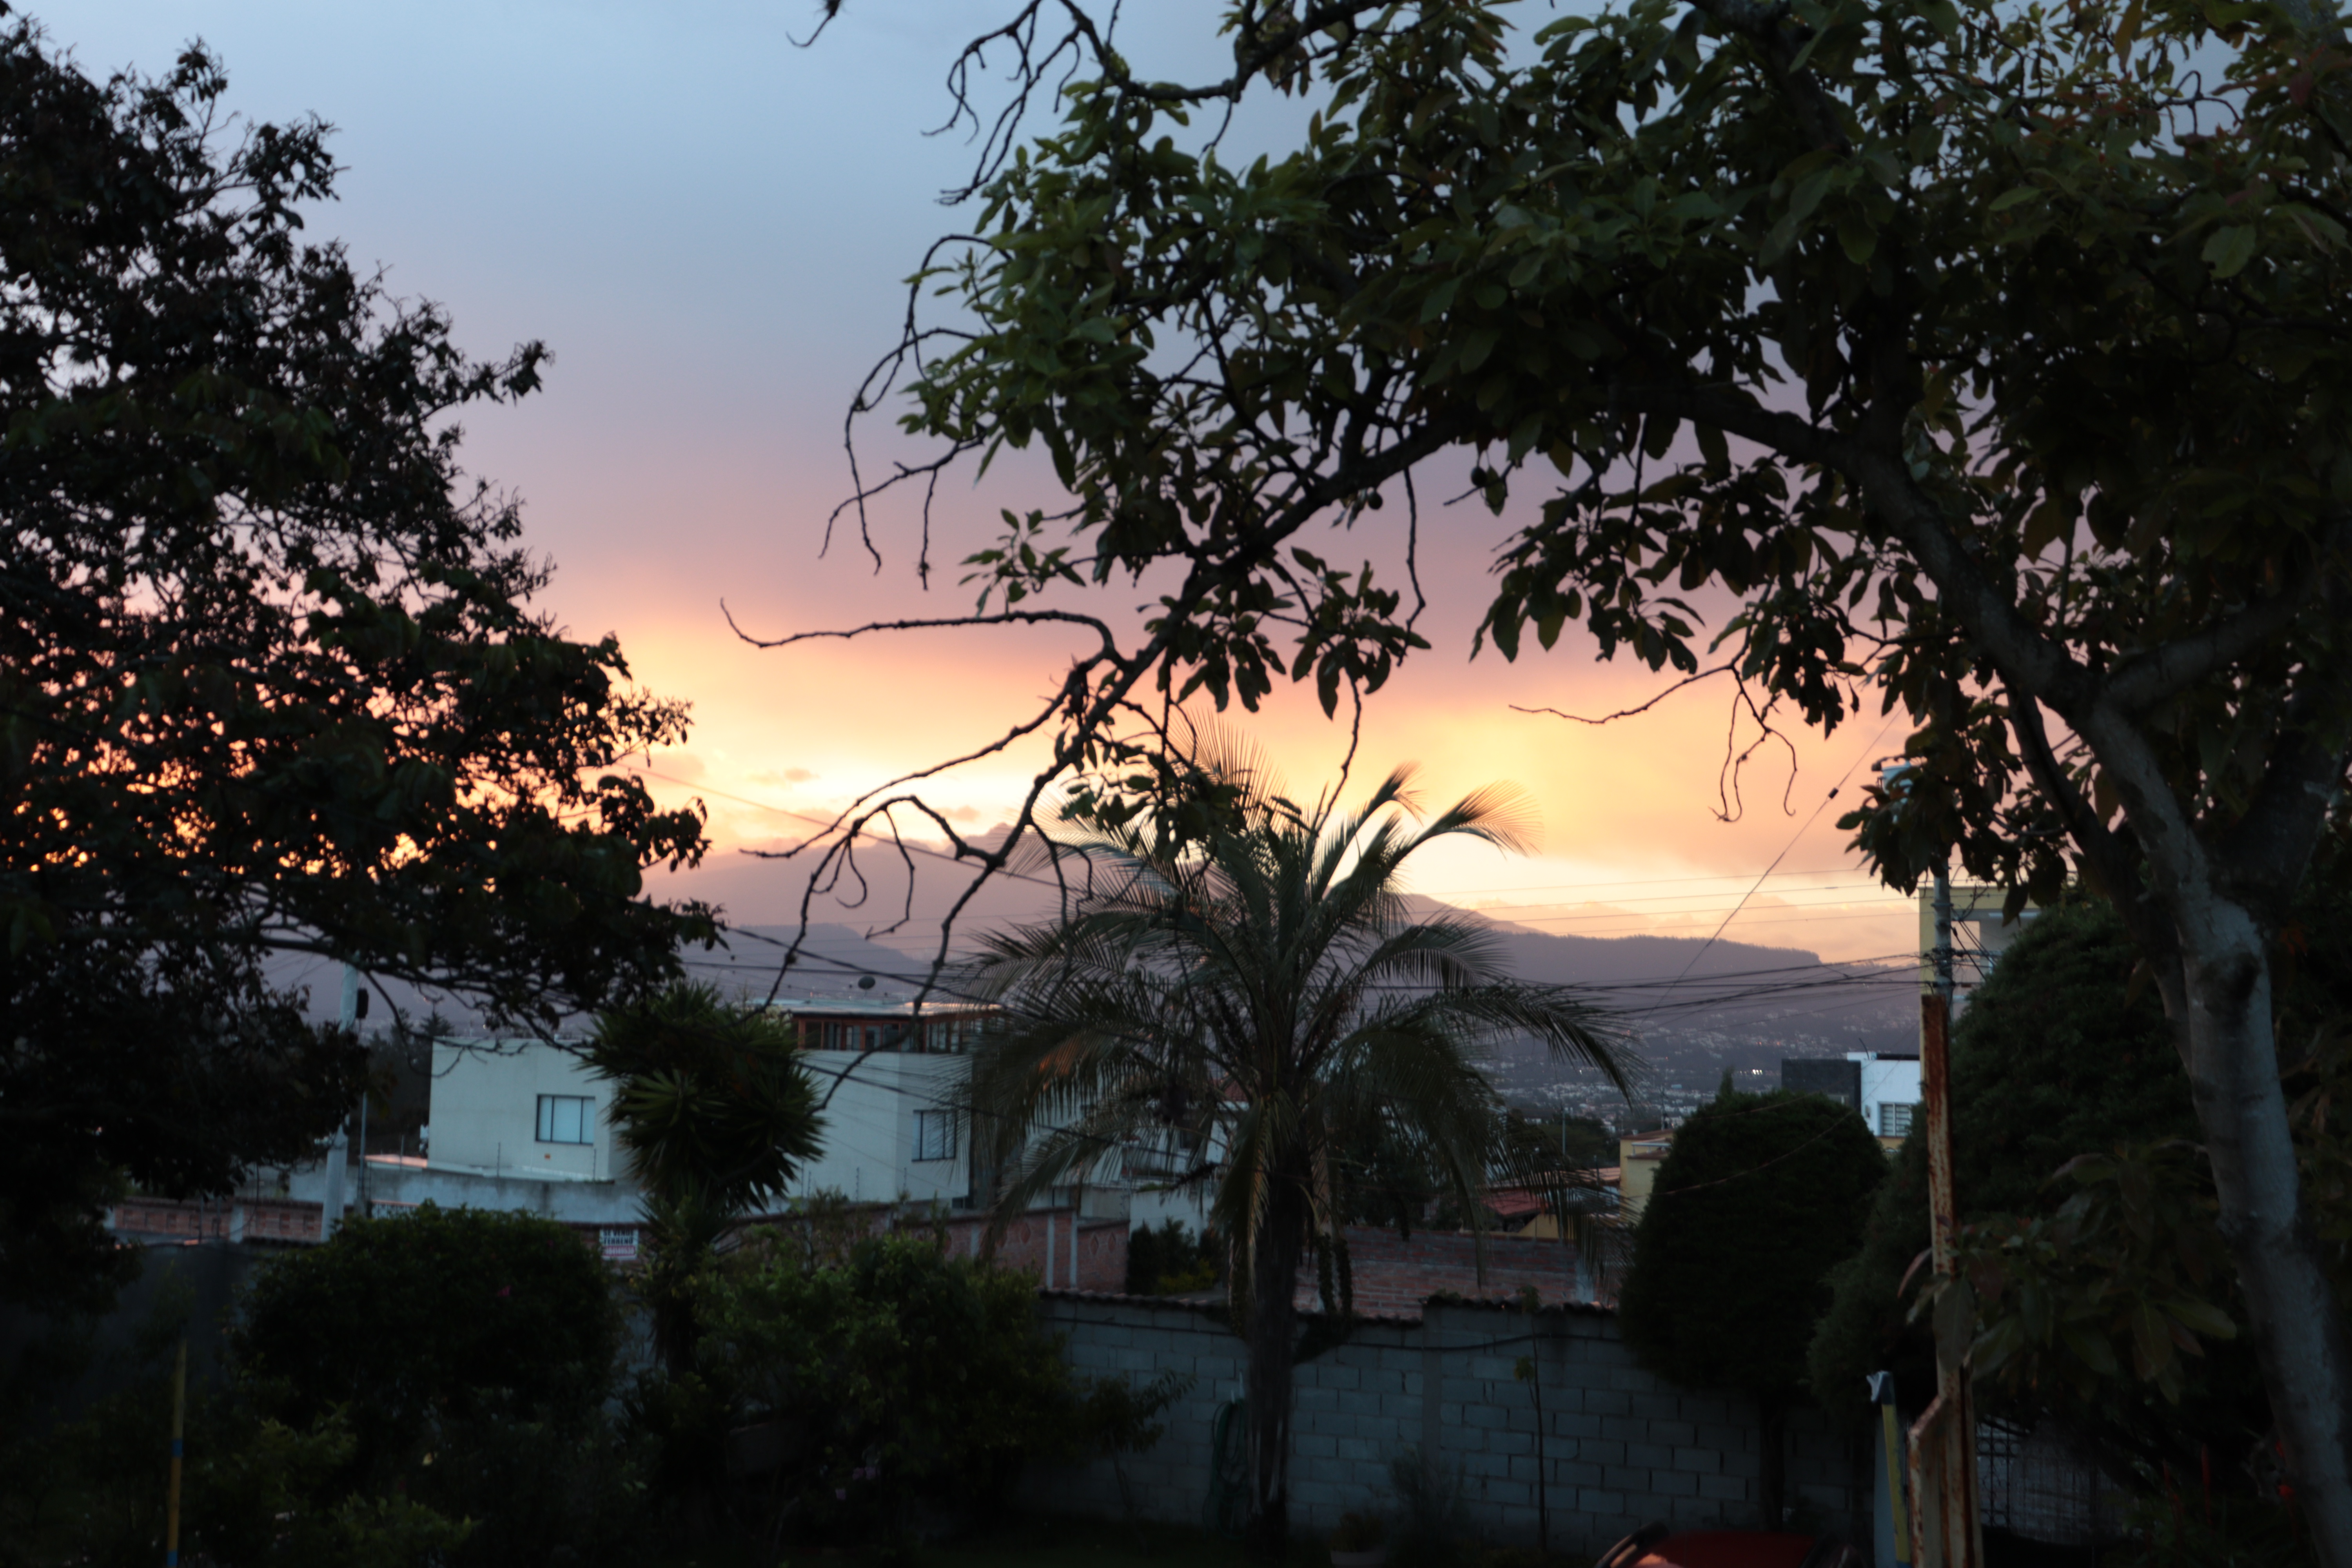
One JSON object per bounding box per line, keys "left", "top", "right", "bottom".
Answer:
{"left": 1022, "top": 1295, "right": 1867, "bottom": 1559}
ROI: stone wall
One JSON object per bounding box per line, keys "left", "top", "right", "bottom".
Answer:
{"left": 1022, "top": 1294, "right": 1869, "bottom": 1559}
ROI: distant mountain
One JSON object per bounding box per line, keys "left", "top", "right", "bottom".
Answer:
{"left": 267, "top": 922, "right": 933, "bottom": 1038}
{"left": 1442, "top": 916, "right": 1916, "bottom": 1114}
{"left": 268, "top": 854, "right": 1913, "bottom": 1108}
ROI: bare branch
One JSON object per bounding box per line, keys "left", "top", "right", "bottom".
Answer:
{"left": 1510, "top": 663, "right": 1737, "bottom": 725}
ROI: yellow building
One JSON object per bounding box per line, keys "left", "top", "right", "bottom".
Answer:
{"left": 1918, "top": 882, "right": 2040, "bottom": 1018}
{"left": 1616, "top": 1129, "right": 1673, "bottom": 1221}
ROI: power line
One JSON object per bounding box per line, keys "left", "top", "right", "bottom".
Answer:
{"left": 1630, "top": 716, "right": 1900, "bottom": 1025}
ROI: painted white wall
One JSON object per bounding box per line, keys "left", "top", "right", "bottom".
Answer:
{"left": 427, "top": 1039, "right": 619, "bottom": 1182}
{"left": 1851, "top": 1053, "right": 1924, "bottom": 1139}
{"left": 788, "top": 1050, "right": 966, "bottom": 1207}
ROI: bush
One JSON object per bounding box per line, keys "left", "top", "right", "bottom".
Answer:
{"left": 1, "top": 1285, "right": 470, "bottom": 1568}
{"left": 696, "top": 1230, "right": 1084, "bottom": 1549}
{"left": 228, "top": 1203, "right": 646, "bottom": 1568}
{"left": 231, "top": 1203, "right": 622, "bottom": 1466}
{"left": 1123, "top": 1219, "right": 1220, "bottom": 1295}
{"left": 1804, "top": 900, "right": 2255, "bottom": 1470}
{"left": 1618, "top": 1089, "right": 1888, "bottom": 1527}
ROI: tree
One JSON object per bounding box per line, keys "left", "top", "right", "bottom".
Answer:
{"left": 0, "top": 19, "right": 711, "bottom": 1308}
{"left": 799, "top": 0, "right": 2352, "bottom": 1546}
{"left": 961, "top": 750, "right": 1628, "bottom": 1552}
{"left": 588, "top": 982, "right": 826, "bottom": 1374}
{"left": 1618, "top": 1089, "right": 1888, "bottom": 1528}
{"left": 1807, "top": 902, "right": 2236, "bottom": 1468}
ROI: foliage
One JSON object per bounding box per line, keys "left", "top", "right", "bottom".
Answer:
{"left": 1619, "top": 1088, "right": 1887, "bottom": 1524}
{"left": 1622, "top": 1090, "right": 1888, "bottom": 1396}
{"left": 816, "top": 0, "right": 2352, "bottom": 1539}
{"left": 0, "top": 13, "right": 711, "bottom": 1312}
{"left": 1809, "top": 901, "right": 2203, "bottom": 1409}
{"left": 1922, "top": 1023, "right": 2352, "bottom": 1481}
{"left": 590, "top": 983, "right": 826, "bottom": 1216}
{"left": 229, "top": 1203, "right": 623, "bottom": 1467}
{"left": 1342, "top": 1108, "right": 1615, "bottom": 1235}
{"left": 0, "top": 1278, "right": 472, "bottom": 1568}
{"left": 960, "top": 741, "right": 1627, "bottom": 1547}
{"left": 1809, "top": 898, "right": 2348, "bottom": 1486}
{"left": 1919, "top": 1142, "right": 2239, "bottom": 1406}
{"left": 693, "top": 1230, "right": 1091, "bottom": 1550}
{"left": 1125, "top": 1219, "right": 1222, "bottom": 1295}
{"left": 590, "top": 982, "right": 826, "bottom": 1374}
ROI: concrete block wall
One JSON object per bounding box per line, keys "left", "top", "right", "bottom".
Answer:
{"left": 1022, "top": 1295, "right": 1867, "bottom": 1559}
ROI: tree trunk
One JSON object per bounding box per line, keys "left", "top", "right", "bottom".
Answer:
{"left": 2177, "top": 908, "right": 2352, "bottom": 1564}
{"left": 1244, "top": 1189, "right": 1308, "bottom": 1559}
{"left": 1758, "top": 1392, "right": 1788, "bottom": 1533}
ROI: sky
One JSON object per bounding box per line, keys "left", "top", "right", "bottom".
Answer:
{"left": 44, "top": 0, "right": 1923, "bottom": 964}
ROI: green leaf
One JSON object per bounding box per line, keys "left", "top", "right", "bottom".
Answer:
{"left": 1789, "top": 169, "right": 1836, "bottom": 225}
{"left": 2203, "top": 225, "right": 2257, "bottom": 279}
{"left": 1837, "top": 209, "right": 1877, "bottom": 265}
{"left": 1988, "top": 186, "right": 2039, "bottom": 213}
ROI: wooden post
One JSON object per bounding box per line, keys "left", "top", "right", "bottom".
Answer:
{"left": 165, "top": 1337, "right": 187, "bottom": 1567}
{"left": 1909, "top": 873, "right": 1983, "bottom": 1568}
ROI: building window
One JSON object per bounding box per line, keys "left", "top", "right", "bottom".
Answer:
{"left": 537, "top": 1095, "right": 593, "bottom": 1145}
{"left": 1881, "top": 1102, "right": 1917, "bottom": 1138}
{"left": 915, "top": 1110, "right": 956, "bottom": 1162}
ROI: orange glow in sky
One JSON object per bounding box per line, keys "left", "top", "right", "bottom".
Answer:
{"left": 53, "top": 0, "right": 1918, "bottom": 961}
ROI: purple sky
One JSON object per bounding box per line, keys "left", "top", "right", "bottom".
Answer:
{"left": 42, "top": 0, "right": 1920, "bottom": 961}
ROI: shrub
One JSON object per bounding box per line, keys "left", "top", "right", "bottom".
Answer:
{"left": 1617, "top": 1089, "right": 1888, "bottom": 1528}
{"left": 696, "top": 1231, "right": 1082, "bottom": 1548}
{"left": 230, "top": 1203, "right": 622, "bottom": 1466}
{"left": 225, "top": 1203, "right": 648, "bottom": 1567}
{"left": 1123, "top": 1219, "right": 1220, "bottom": 1295}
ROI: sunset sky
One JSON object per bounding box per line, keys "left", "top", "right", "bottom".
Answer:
{"left": 54, "top": 0, "right": 1922, "bottom": 963}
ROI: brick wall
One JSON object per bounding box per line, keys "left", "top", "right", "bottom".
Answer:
{"left": 111, "top": 1197, "right": 322, "bottom": 1244}
{"left": 943, "top": 1210, "right": 1126, "bottom": 1292}
{"left": 1020, "top": 1294, "right": 1868, "bottom": 1559}
{"left": 728, "top": 1205, "right": 1130, "bottom": 1294}
{"left": 1295, "top": 1226, "right": 1585, "bottom": 1316}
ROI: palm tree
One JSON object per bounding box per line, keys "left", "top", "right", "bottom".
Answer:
{"left": 589, "top": 982, "right": 825, "bottom": 1374}
{"left": 962, "top": 752, "right": 1632, "bottom": 1554}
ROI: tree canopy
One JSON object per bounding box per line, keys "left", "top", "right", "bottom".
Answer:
{"left": 1618, "top": 1088, "right": 1888, "bottom": 1526}
{"left": 804, "top": 0, "right": 2352, "bottom": 1544}
{"left": 1806, "top": 902, "right": 2230, "bottom": 1454}
{"left": 0, "top": 19, "right": 711, "bottom": 1308}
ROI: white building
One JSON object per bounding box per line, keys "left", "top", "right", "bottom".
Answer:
{"left": 425, "top": 1036, "right": 623, "bottom": 1184}
{"left": 771, "top": 997, "right": 985, "bottom": 1209}
{"left": 1852, "top": 1051, "right": 1923, "bottom": 1143}
{"left": 1781, "top": 1051, "right": 1923, "bottom": 1147}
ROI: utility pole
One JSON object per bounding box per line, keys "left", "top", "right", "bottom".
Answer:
{"left": 321, "top": 964, "right": 358, "bottom": 1235}
{"left": 1910, "top": 857, "right": 1982, "bottom": 1568}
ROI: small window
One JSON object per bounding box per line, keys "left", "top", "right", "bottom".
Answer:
{"left": 537, "top": 1095, "right": 593, "bottom": 1145}
{"left": 914, "top": 1110, "right": 956, "bottom": 1162}
{"left": 1881, "top": 1102, "right": 1917, "bottom": 1138}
